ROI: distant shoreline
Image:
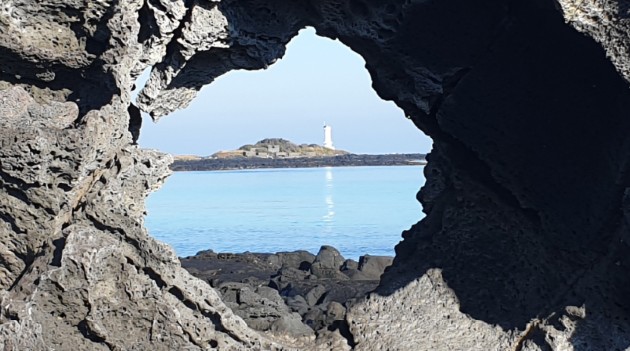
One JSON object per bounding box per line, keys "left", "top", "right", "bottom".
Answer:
{"left": 170, "top": 153, "right": 427, "bottom": 172}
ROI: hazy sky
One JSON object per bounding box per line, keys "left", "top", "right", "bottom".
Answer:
{"left": 137, "top": 27, "right": 432, "bottom": 155}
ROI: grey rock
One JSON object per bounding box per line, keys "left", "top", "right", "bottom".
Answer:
{"left": 0, "top": 3, "right": 288, "bottom": 348}
{"left": 340, "top": 269, "right": 364, "bottom": 280}
{"left": 217, "top": 281, "right": 250, "bottom": 303}
{"left": 270, "top": 314, "right": 315, "bottom": 339}
{"left": 310, "top": 246, "right": 348, "bottom": 280}
{"left": 340, "top": 259, "right": 358, "bottom": 272}
{"left": 269, "top": 267, "right": 309, "bottom": 292}
{"left": 217, "top": 283, "right": 309, "bottom": 337}
{"left": 268, "top": 276, "right": 284, "bottom": 292}
{"left": 304, "top": 284, "right": 328, "bottom": 307}
{"left": 356, "top": 255, "right": 393, "bottom": 280}
{"left": 303, "top": 307, "right": 326, "bottom": 332}
{"left": 256, "top": 286, "right": 285, "bottom": 305}
{"left": 286, "top": 295, "right": 310, "bottom": 316}
{"left": 277, "top": 267, "right": 310, "bottom": 281}
{"left": 325, "top": 302, "right": 346, "bottom": 325}
{"left": 276, "top": 251, "right": 316, "bottom": 270}
{"left": 348, "top": 270, "right": 513, "bottom": 350}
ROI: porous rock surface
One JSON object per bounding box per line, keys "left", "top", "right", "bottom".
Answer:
{"left": 2, "top": 0, "right": 630, "bottom": 350}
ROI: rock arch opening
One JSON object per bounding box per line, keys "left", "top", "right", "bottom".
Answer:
{"left": 136, "top": 27, "right": 430, "bottom": 337}
{"left": 138, "top": 26, "right": 430, "bottom": 258}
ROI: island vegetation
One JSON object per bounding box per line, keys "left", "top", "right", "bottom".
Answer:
{"left": 211, "top": 138, "right": 349, "bottom": 159}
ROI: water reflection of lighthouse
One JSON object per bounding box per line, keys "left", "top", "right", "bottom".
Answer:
{"left": 323, "top": 123, "right": 335, "bottom": 150}
{"left": 323, "top": 167, "right": 335, "bottom": 233}
{"left": 322, "top": 124, "right": 335, "bottom": 235}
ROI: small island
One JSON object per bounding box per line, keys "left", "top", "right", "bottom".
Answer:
{"left": 170, "top": 138, "right": 426, "bottom": 171}
{"left": 215, "top": 138, "right": 350, "bottom": 159}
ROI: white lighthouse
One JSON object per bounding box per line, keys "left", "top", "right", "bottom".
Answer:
{"left": 323, "top": 123, "right": 335, "bottom": 150}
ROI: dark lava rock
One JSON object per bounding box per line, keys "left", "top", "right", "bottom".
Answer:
{"left": 326, "top": 301, "right": 346, "bottom": 322}
{"left": 182, "top": 250, "right": 280, "bottom": 287}
{"left": 181, "top": 246, "right": 393, "bottom": 334}
{"left": 310, "top": 246, "right": 348, "bottom": 280}
{"left": 286, "top": 295, "right": 310, "bottom": 315}
{"left": 305, "top": 284, "right": 328, "bottom": 306}
{"left": 216, "top": 281, "right": 312, "bottom": 338}
{"left": 356, "top": 255, "right": 393, "bottom": 280}
{"left": 341, "top": 259, "right": 358, "bottom": 271}
{"left": 276, "top": 250, "right": 316, "bottom": 270}
{"left": 270, "top": 315, "right": 314, "bottom": 338}
{"left": 269, "top": 267, "right": 309, "bottom": 292}
{"left": 303, "top": 307, "right": 326, "bottom": 331}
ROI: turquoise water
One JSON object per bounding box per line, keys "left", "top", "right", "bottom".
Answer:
{"left": 145, "top": 166, "right": 425, "bottom": 259}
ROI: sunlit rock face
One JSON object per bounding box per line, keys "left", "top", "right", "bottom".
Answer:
{"left": 2, "top": 0, "right": 630, "bottom": 350}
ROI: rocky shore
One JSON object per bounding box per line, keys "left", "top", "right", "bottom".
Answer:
{"left": 171, "top": 153, "right": 426, "bottom": 171}
{"left": 180, "top": 246, "right": 393, "bottom": 340}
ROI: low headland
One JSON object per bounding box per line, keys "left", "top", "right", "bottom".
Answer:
{"left": 171, "top": 138, "right": 427, "bottom": 171}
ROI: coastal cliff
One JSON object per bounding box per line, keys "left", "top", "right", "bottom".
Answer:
{"left": 1, "top": 0, "right": 630, "bottom": 350}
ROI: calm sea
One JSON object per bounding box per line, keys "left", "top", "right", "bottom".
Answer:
{"left": 145, "top": 166, "right": 425, "bottom": 259}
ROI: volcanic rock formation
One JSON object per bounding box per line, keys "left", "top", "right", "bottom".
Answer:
{"left": 180, "top": 246, "right": 392, "bottom": 339}
{"left": 1, "top": 0, "right": 630, "bottom": 350}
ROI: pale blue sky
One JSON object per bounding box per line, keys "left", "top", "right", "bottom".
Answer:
{"left": 137, "top": 27, "right": 432, "bottom": 155}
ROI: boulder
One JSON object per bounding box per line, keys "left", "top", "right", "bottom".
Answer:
{"left": 255, "top": 286, "right": 285, "bottom": 304}
{"left": 324, "top": 302, "right": 346, "bottom": 325}
{"left": 269, "top": 267, "right": 309, "bottom": 292}
{"left": 310, "top": 246, "right": 348, "bottom": 280}
{"left": 216, "top": 282, "right": 311, "bottom": 338}
{"left": 286, "top": 295, "right": 310, "bottom": 316}
{"left": 305, "top": 285, "right": 328, "bottom": 307}
{"left": 302, "top": 307, "right": 326, "bottom": 331}
{"left": 357, "top": 255, "right": 394, "bottom": 280}
{"left": 340, "top": 259, "right": 359, "bottom": 271}
{"left": 270, "top": 314, "right": 315, "bottom": 339}
{"left": 276, "top": 251, "right": 316, "bottom": 270}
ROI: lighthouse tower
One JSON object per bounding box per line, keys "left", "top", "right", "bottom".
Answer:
{"left": 323, "top": 123, "right": 335, "bottom": 150}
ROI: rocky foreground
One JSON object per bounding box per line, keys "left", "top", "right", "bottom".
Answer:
{"left": 180, "top": 246, "right": 392, "bottom": 341}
